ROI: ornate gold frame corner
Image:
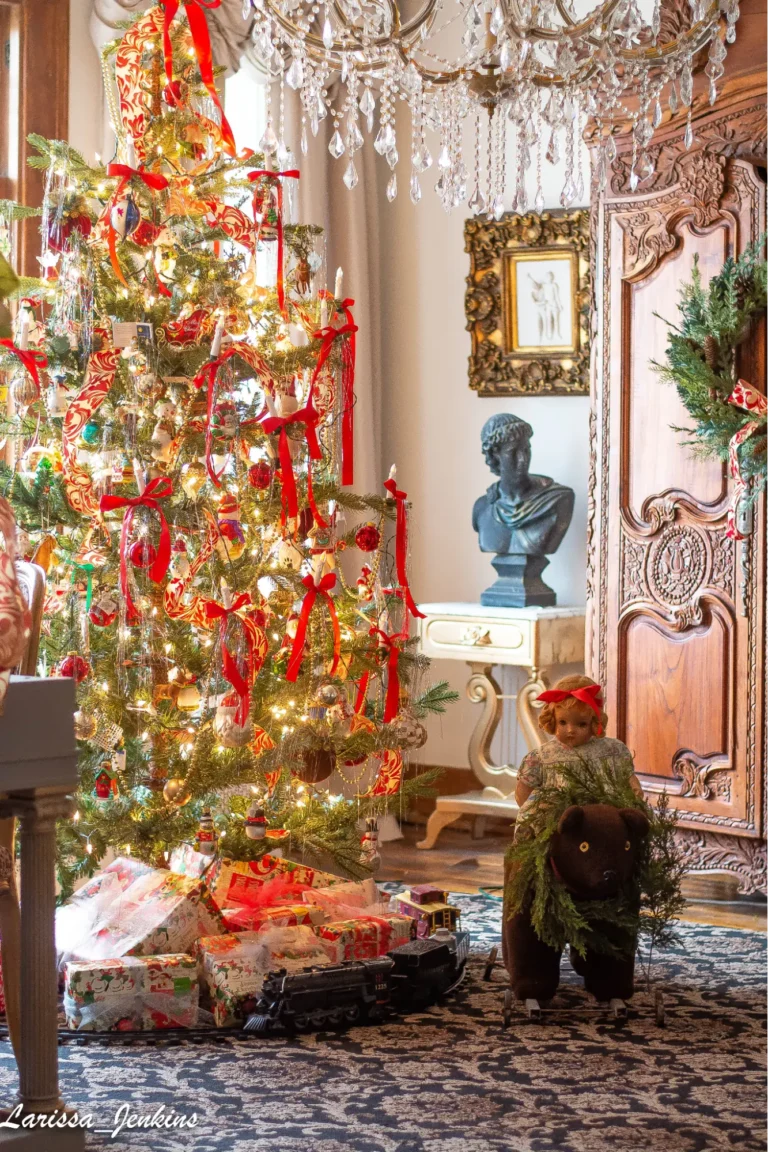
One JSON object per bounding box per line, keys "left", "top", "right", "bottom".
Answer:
{"left": 464, "top": 208, "right": 591, "bottom": 397}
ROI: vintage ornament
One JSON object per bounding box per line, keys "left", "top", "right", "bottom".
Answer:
{"left": 47, "top": 212, "right": 92, "bottom": 253}
{"left": 58, "top": 651, "right": 90, "bottom": 683}
{"left": 73, "top": 710, "right": 98, "bottom": 741}
{"left": 392, "top": 711, "right": 428, "bottom": 751}
{"left": 46, "top": 374, "right": 71, "bottom": 418}
{"left": 129, "top": 539, "right": 158, "bottom": 569}
{"left": 214, "top": 691, "right": 254, "bottom": 748}
{"left": 143, "top": 760, "right": 168, "bottom": 793}
{"left": 94, "top": 763, "right": 118, "bottom": 804}
{"left": 359, "top": 816, "right": 381, "bottom": 872}
{"left": 195, "top": 809, "right": 218, "bottom": 857}
{"left": 170, "top": 538, "right": 191, "bottom": 580}
{"left": 357, "top": 564, "right": 374, "bottom": 601}
{"left": 295, "top": 747, "right": 335, "bottom": 784}
{"left": 81, "top": 420, "right": 100, "bottom": 447}
{"left": 150, "top": 401, "right": 177, "bottom": 464}
{"left": 109, "top": 195, "right": 141, "bottom": 240}
{"left": 355, "top": 523, "right": 380, "bottom": 553}
{"left": 295, "top": 256, "right": 311, "bottom": 296}
{"left": 245, "top": 801, "right": 267, "bottom": 840}
{"left": 217, "top": 495, "right": 246, "bottom": 561}
{"left": 275, "top": 539, "right": 303, "bottom": 571}
{"left": 10, "top": 369, "right": 39, "bottom": 414}
{"left": 88, "top": 591, "right": 119, "bottom": 628}
{"left": 163, "top": 777, "right": 192, "bottom": 806}
{"left": 252, "top": 177, "right": 279, "bottom": 240}
{"left": 176, "top": 680, "right": 201, "bottom": 712}
{"left": 211, "top": 400, "right": 237, "bottom": 440}
{"left": 180, "top": 460, "right": 207, "bottom": 501}
{"left": 317, "top": 681, "right": 341, "bottom": 707}
{"left": 248, "top": 461, "right": 272, "bottom": 490}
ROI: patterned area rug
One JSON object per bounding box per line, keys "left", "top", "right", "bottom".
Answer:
{"left": 0, "top": 893, "right": 764, "bottom": 1152}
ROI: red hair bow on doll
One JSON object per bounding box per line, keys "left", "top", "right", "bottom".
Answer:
{"left": 536, "top": 683, "right": 604, "bottom": 735}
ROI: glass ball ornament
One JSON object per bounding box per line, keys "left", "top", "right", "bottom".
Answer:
{"left": 295, "top": 746, "right": 335, "bottom": 784}
{"left": 73, "top": 710, "right": 97, "bottom": 741}
{"left": 316, "top": 681, "right": 341, "bottom": 707}
{"left": 163, "top": 777, "right": 192, "bottom": 806}
{"left": 81, "top": 420, "right": 100, "bottom": 446}
{"left": 180, "top": 461, "right": 207, "bottom": 501}
{"left": 245, "top": 801, "right": 267, "bottom": 840}
{"left": 176, "top": 681, "right": 201, "bottom": 712}
{"left": 355, "top": 522, "right": 380, "bottom": 553}
{"left": 129, "top": 539, "right": 157, "bottom": 569}
{"left": 109, "top": 195, "right": 141, "bottom": 240}
{"left": 391, "top": 711, "right": 428, "bottom": 751}
{"left": 248, "top": 461, "right": 272, "bottom": 490}
{"left": 10, "top": 369, "right": 38, "bottom": 414}
{"left": 58, "top": 651, "right": 91, "bottom": 684}
{"left": 214, "top": 692, "right": 254, "bottom": 748}
{"left": 89, "top": 592, "right": 118, "bottom": 628}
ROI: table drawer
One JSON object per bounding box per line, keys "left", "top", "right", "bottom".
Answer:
{"left": 420, "top": 616, "right": 532, "bottom": 665}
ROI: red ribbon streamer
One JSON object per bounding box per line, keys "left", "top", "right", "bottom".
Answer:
{"left": 536, "top": 683, "right": 604, "bottom": 735}
{"left": 99, "top": 477, "right": 173, "bottom": 621}
{"left": 311, "top": 299, "right": 357, "bottom": 487}
{"left": 105, "top": 164, "right": 169, "bottom": 287}
{"left": 195, "top": 351, "right": 235, "bottom": 486}
{"left": 371, "top": 627, "right": 406, "bottom": 723}
{"left": 286, "top": 572, "right": 339, "bottom": 682}
{"left": 725, "top": 379, "right": 767, "bottom": 541}
{"left": 247, "top": 170, "right": 299, "bottom": 317}
{"left": 204, "top": 593, "right": 254, "bottom": 724}
{"left": 158, "top": 0, "right": 236, "bottom": 156}
{"left": 383, "top": 476, "right": 425, "bottom": 620}
{"left": 0, "top": 341, "right": 47, "bottom": 395}
{"left": 260, "top": 400, "right": 327, "bottom": 530}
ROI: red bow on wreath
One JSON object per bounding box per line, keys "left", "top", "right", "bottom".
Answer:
{"left": 203, "top": 593, "right": 256, "bottom": 725}
{"left": 383, "top": 472, "right": 425, "bottom": 620}
{"left": 99, "top": 477, "right": 173, "bottom": 621}
{"left": 286, "top": 572, "right": 340, "bottom": 682}
{"left": 247, "top": 170, "right": 299, "bottom": 317}
{"left": 105, "top": 164, "right": 169, "bottom": 287}
{"left": 259, "top": 400, "right": 327, "bottom": 531}
{"left": 157, "top": 0, "right": 236, "bottom": 156}
{"left": 536, "top": 683, "right": 604, "bottom": 735}
{"left": 311, "top": 299, "right": 357, "bottom": 487}
{"left": 725, "top": 379, "right": 767, "bottom": 541}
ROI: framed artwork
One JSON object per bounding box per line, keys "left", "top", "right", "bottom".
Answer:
{"left": 464, "top": 209, "right": 590, "bottom": 396}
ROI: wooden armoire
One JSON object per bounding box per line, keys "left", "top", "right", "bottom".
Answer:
{"left": 586, "top": 0, "right": 766, "bottom": 893}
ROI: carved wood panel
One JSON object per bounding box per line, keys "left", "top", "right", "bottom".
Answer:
{"left": 587, "top": 52, "right": 766, "bottom": 890}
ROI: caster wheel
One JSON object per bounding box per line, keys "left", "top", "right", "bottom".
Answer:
{"left": 654, "top": 987, "right": 665, "bottom": 1028}
{"left": 502, "top": 988, "right": 514, "bottom": 1031}
{"left": 484, "top": 946, "right": 498, "bottom": 982}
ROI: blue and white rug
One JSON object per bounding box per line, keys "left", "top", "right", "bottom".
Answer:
{"left": 0, "top": 893, "right": 764, "bottom": 1152}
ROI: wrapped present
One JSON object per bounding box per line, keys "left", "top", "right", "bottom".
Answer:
{"left": 63, "top": 953, "right": 199, "bottom": 1031}
{"left": 314, "top": 914, "right": 414, "bottom": 964}
{"left": 408, "top": 884, "right": 447, "bottom": 905}
{"left": 390, "top": 893, "right": 460, "bottom": 937}
{"left": 302, "top": 878, "right": 382, "bottom": 918}
{"left": 222, "top": 903, "right": 326, "bottom": 933}
{"left": 169, "top": 843, "right": 214, "bottom": 878}
{"left": 102, "top": 856, "right": 156, "bottom": 890}
{"left": 207, "top": 855, "right": 341, "bottom": 911}
{"left": 197, "top": 926, "right": 331, "bottom": 1027}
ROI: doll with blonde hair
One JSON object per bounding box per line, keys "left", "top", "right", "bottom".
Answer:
{"left": 514, "top": 674, "right": 642, "bottom": 837}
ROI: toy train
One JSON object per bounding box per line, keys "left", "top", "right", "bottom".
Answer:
{"left": 245, "top": 929, "right": 470, "bottom": 1033}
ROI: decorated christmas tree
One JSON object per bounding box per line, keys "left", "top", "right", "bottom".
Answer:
{"left": 0, "top": 4, "right": 452, "bottom": 896}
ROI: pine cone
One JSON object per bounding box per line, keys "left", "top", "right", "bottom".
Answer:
{"left": 734, "top": 271, "right": 753, "bottom": 310}
{"left": 703, "top": 334, "right": 719, "bottom": 370}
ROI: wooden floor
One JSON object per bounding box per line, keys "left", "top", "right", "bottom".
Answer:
{"left": 380, "top": 823, "right": 768, "bottom": 932}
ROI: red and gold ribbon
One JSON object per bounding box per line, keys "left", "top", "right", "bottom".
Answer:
{"left": 194, "top": 341, "right": 277, "bottom": 485}
{"left": 311, "top": 298, "right": 357, "bottom": 487}
{"left": 247, "top": 169, "right": 299, "bottom": 316}
{"left": 203, "top": 593, "right": 255, "bottom": 724}
{"left": 286, "top": 572, "right": 339, "bottom": 682}
{"left": 383, "top": 474, "right": 425, "bottom": 620}
{"left": 0, "top": 341, "right": 47, "bottom": 395}
{"left": 99, "top": 477, "right": 173, "bottom": 620}
{"left": 259, "top": 399, "right": 327, "bottom": 530}
{"left": 725, "top": 379, "right": 767, "bottom": 541}
{"left": 158, "top": 0, "right": 236, "bottom": 156}
{"left": 370, "top": 627, "right": 407, "bottom": 724}
{"left": 105, "top": 163, "right": 169, "bottom": 286}
{"left": 536, "top": 683, "right": 604, "bottom": 735}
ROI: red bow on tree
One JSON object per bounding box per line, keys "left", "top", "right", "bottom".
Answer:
{"left": 383, "top": 473, "right": 425, "bottom": 620}
{"left": 157, "top": 0, "right": 236, "bottom": 156}
{"left": 536, "top": 683, "right": 604, "bottom": 734}
{"left": 260, "top": 400, "right": 327, "bottom": 531}
{"left": 312, "top": 299, "right": 357, "bottom": 487}
{"left": 286, "top": 572, "right": 340, "bottom": 682}
{"left": 105, "top": 164, "right": 169, "bottom": 287}
{"left": 203, "top": 593, "right": 255, "bottom": 725}
{"left": 247, "top": 170, "right": 300, "bottom": 316}
{"left": 99, "top": 477, "right": 173, "bottom": 620}
{"left": 0, "top": 341, "right": 47, "bottom": 394}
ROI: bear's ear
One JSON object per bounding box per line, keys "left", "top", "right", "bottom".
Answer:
{"left": 620, "top": 808, "right": 650, "bottom": 840}
{"left": 557, "top": 806, "right": 584, "bottom": 835}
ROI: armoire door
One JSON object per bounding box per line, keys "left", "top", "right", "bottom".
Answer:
{"left": 587, "top": 41, "right": 766, "bottom": 892}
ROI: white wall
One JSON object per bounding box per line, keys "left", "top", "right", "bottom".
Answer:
{"left": 377, "top": 113, "right": 591, "bottom": 770}
{"left": 69, "top": 0, "right": 104, "bottom": 164}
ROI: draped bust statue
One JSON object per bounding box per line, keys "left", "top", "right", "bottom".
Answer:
{"left": 472, "top": 414, "right": 574, "bottom": 607}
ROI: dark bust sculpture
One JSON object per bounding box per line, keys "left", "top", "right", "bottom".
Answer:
{"left": 472, "top": 413, "right": 574, "bottom": 607}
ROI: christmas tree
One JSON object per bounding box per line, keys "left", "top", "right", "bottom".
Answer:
{"left": 0, "top": 5, "right": 452, "bottom": 896}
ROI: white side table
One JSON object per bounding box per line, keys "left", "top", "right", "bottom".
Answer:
{"left": 415, "top": 603, "right": 585, "bottom": 849}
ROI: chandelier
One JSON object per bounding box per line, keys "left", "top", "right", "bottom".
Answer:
{"left": 244, "top": 0, "right": 738, "bottom": 213}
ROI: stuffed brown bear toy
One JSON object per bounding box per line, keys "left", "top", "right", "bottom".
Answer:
{"left": 503, "top": 803, "right": 650, "bottom": 1002}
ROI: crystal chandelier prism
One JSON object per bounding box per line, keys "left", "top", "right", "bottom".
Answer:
{"left": 244, "top": 0, "right": 738, "bottom": 213}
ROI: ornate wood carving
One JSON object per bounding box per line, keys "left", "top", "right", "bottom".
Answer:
{"left": 674, "top": 828, "right": 767, "bottom": 895}
{"left": 464, "top": 210, "right": 591, "bottom": 396}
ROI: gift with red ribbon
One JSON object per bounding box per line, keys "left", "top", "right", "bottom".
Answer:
{"left": 247, "top": 170, "right": 299, "bottom": 316}
{"left": 203, "top": 593, "right": 257, "bottom": 725}
{"left": 536, "top": 682, "right": 604, "bottom": 735}
{"left": 286, "top": 573, "right": 340, "bottom": 682}
{"left": 105, "top": 164, "right": 169, "bottom": 287}
{"left": 158, "top": 0, "right": 236, "bottom": 156}
{"left": 383, "top": 471, "right": 425, "bottom": 620}
{"left": 99, "top": 477, "right": 173, "bottom": 620}
{"left": 311, "top": 299, "right": 357, "bottom": 487}
{"left": 725, "top": 379, "right": 767, "bottom": 541}
{"left": 0, "top": 340, "right": 47, "bottom": 395}
{"left": 259, "top": 399, "right": 327, "bottom": 530}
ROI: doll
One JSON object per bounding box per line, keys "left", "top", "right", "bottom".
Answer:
{"left": 514, "top": 674, "right": 642, "bottom": 838}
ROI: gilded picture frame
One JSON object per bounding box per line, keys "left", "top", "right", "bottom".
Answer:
{"left": 464, "top": 209, "right": 590, "bottom": 396}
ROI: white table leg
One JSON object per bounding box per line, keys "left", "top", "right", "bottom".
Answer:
{"left": 416, "top": 809, "right": 463, "bottom": 850}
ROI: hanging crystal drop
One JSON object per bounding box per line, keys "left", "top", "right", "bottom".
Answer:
{"left": 359, "top": 88, "right": 375, "bottom": 116}
{"left": 519, "top": 39, "right": 531, "bottom": 63}
{"left": 410, "top": 173, "right": 422, "bottom": 204}
{"left": 387, "top": 147, "right": 399, "bottom": 170}
{"left": 606, "top": 135, "right": 617, "bottom": 162}
{"left": 651, "top": 0, "right": 660, "bottom": 37}
{"left": 492, "top": 195, "right": 504, "bottom": 221}
{"left": 574, "top": 170, "right": 584, "bottom": 201}
{"left": 515, "top": 184, "right": 528, "bottom": 213}
{"left": 286, "top": 57, "right": 304, "bottom": 90}
{"left": 259, "top": 123, "right": 279, "bottom": 154}
{"left": 437, "top": 144, "right": 451, "bottom": 170}
{"left": 386, "top": 172, "right": 398, "bottom": 202}
{"left": 468, "top": 185, "right": 486, "bottom": 214}
{"left": 638, "top": 152, "right": 654, "bottom": 181}
{"left": 322, "top": 16, "right": 334, "bottom": 50}
{"left": 347, "top": 119, "right": 364, "bottom": 153}
{"left": 684, "top": 117, "right": 694, "bottom": 150}
{"left": 560, "top": 177, "right": 576, "bottom": 206}
{"left": 310, "top": 110, "right": 320, "bottom": 137}
{"left": 343, "top": 159, "right": 359, "bottom": 189}
{"left": 629, "top": 169, "right": 639, "bottom": 192}
{"left": 668, "top": 83, "right": 678, "bottom": 114}
{"left": 341, "top": 55, "right": 349, "bottom": 84}
{"left": 726, "top": 20, "right": 737, "bottom": 42}
{"left": 500, "top": 38, "right": 512, "bottom": 71}
{"left": 328, "top": 129, "right": 345, "bottom": 159}
{"left": 300, "top": 124, "right": 308, "bottom": 155}
{"left": 489, "top": 4, "right": 504, "bottom": 34}
{"left": 545, "top": 131, "right": 560, "bottom": 165}
{"left": 242, "top": 0, "right": 251, "bottom": 16}
{"left": 709, "top": 79, "right": 718, "bottom": 106}
{"left": 680, "top": 61, "right": 693, "bottom": 107}
{"left": 653, "top": 99, "right": 663, "bottom": 129}
{"left": 412, "top": 144, "right": 432, "bottom": 172}
{"left": 374, "top": 124, "right": 394, "bottom": 155}
{"left": 534, "top": 188, "right": 545, "bottom": 214}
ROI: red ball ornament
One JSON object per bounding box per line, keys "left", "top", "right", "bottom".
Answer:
{"left": 163, "top": 80, "right": 183, "bottom": 106}
{"left": 131, "top": 219, "right": 162, "bottom": 247}
{"left": 58, "top": 652, "right": 90, "bottom": 684}
{"left": 248, "top": 461, "right": 272, "bottom": 490}
{"left": 89, "top": 593, "right": 118, "bottom": 628}
{"left": 355, "top": 523, "right": 380, "bottom": 553}
{"left": 47, "top": 213, "right": 92, "bottom": 253}
{"left": 129, "top": 540, "right": 157, "bottom": 569}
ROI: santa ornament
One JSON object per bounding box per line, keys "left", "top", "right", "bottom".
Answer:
{"left": 216, "top": 495, "right": 246, "bottom": 561}
{"left": 245, "top": 802, "right": 267, "bottom": 840}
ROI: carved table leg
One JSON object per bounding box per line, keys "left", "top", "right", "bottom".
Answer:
{"left": 466, "top": 663, "right": 517, "bottom": 796}
{"left": 517, "top": 668, "right": 549, "bottom": 752}
{"left": 416, "top": 809, "right": 463, "bottom": 850}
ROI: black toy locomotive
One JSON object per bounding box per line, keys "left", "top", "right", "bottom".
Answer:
{"left": 245, "top": 929, "right": 470, "bottom": 1033}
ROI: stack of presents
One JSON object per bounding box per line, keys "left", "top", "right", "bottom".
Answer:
{"left": 56, "top": 847, "right": 461, "bottom": 1031}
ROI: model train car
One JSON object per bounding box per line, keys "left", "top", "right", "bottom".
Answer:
{"left": 245, "top": 929, "right": 470, "bottom": 1033}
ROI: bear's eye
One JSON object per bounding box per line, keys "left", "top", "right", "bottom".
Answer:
{"left": 579, "top": 841, "right": 589, "bottom": 853}
{"left": 624, "top": 840, "right": 631, "bottom": 851}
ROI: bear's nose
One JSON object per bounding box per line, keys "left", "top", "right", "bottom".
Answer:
{"left": 603, "top": 869, "right": 617, "bottom": 883}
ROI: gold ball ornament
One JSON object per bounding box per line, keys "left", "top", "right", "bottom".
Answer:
{"left": 73, "top": 710, "right": 98, "bottom": 741}
{"left": 180, "top": 461, "right": 207, "bottom": 501}
{"left": 163, "top": 778, "right": 192, "bottom": 806}
{"left": 176, "top": 682, "right": 201, "bottom": 712}
{"left": 11, "top": 369, "right": 39, "bottom": 414}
